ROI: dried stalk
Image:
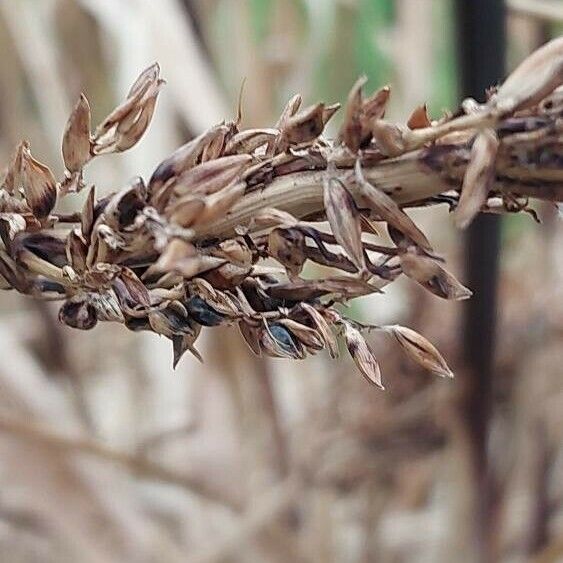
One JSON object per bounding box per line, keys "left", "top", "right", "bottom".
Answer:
{"left": 1, "top": 38, "right": 562, "bottom": 387}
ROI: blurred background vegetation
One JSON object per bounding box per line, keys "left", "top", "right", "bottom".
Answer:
{"left": 0, "top": 1, "right": 561, "bottom": 562}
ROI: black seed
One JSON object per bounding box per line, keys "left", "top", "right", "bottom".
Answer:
{"left": 269, "top": 323, "right": 299, "bottom": 356}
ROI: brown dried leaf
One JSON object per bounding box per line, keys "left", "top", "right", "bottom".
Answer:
{"left": 343, "top": 322, "right": 383, "bottom": 389}
{"left": 355, "top": 160, "right": 432, "bottom": 251}
{"left": 454, "top": 129, "right": 499, "bottom": 229}
{"left": 62, "top": 94, "right": 91, "bottom": 172}
{"left": 385, "top": 324, "right": 453, "bottom": 378}
{"left": 323, "top": 175, "right": 366, "bottom": 273}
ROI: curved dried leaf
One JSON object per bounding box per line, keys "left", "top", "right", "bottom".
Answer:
{"left": 300, "top": 302, "right": 339, "bottom": 359}
{"left": 21, "top": 147, "right": 57, "bottom": 218}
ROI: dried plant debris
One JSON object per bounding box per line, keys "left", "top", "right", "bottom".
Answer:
{"left": 1, "top": 41, "right": 562, "bottom": 388}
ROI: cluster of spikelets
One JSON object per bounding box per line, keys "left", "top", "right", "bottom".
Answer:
{"left": 0, "top": 39, "right": 561, "bottom": 388}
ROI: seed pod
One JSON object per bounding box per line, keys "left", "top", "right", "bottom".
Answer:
{"left": 93, "top": 63, "right": 163, "bottom": 151}
{"left": 274, "top": 93, "right": 302, "bottom": 129}
{"left": 323, "top": 176, "right": 366, "bottom": 273}
{"left": 300, "top": 302, "right": 339, "bottom": 358}
{"left": 268, "top": 227, "right": 306, "bottom": 277}
{"left": 384, "top": 325, "right": 453, "bottom": 378}
{"left": 399, "top": 251, "right": 472, "bottom": 300}
{"left": 191, "top": 181, "right": 245, "bottom": 227}
{"left": 342, "top": 322, "right": 383, "bottom": 389}
{"left": 185, "top": 295, "right": 226, "bottom": 327}
{"left": 322, "top": 103, "right": 341, "bottom": 127}
{"left": 267, "top": 276, "right": 378, "bottom": 301}
{"left": 89, "top": 289, "right": 126, "bottom": 323}
{"left": 172, "top": 321, "right": 203, "bottom": 367}
{"left": 407, "top": 104, "right": 431, "bottom": 130}
{"left": 277, "top": 103, "right": 326, "bottom": 151}
{"left": 59, "top": 296, "right": 98, "bottom": 330}
{"left": 2, "top": 141, "right": 26, "bottom": 193}
{"left": 149, "top": 239, "right": 225, "bottom": 279}
{"left": 494, "top": 36, "right": 563, "bottom": 114}
{"left": 172, "top": 154, "right": 252, "bottom": 198}
{"left": 112, "top": 267, "right": 151, "bottom": 312}
{"left": 454, "top": 129, "right": 499, "bottom": 229}
{"left": 102, "top": 182, "right": 146, "bottom": 230}
{"left": 361, "top": 85, "right": 391, "bottom": 141}
{"left": 224, "top": 128, "right": 278, "bottom": 155}
{"left": 277, "top": 318, "right": 324, "bottom": 351}
{"left": 148, "top": 125, "right": 230, "bottom": 199}
{"left": 355, "top": 160, "right": 432, "bottom": 251}
{"left": 0, "top": 213, "right": 27, "bottom": 252}
{"left": 238, "top": 321, "right": 262, "bottom": 355}
{"left": 66, "top": 229, "right": 88, "bottom": 273}
{"left": 169, "top": 196, "right": 205, "bottom": 227}
{"left": 62, "top": 94, "right": 92, "bottom": 172}
{"left": 81, "top": 186, "right": 96, "bottom": 240}
{"left": 21, "top": 146, "right": 57, "bottom": 219}
{"left": 338, "top": 76, "right": 366, "bottom": 152}
{"left": 371, "top": 120, "right": 406, "bottom": 157}
{"left": 149, "top": 301, "right": 192, "bottom": 337}
{"left": 252, "top": 207, "right": 299, "bottom": 229}
{"left": 260, "top": 322, "right": 305, "bottom": 359}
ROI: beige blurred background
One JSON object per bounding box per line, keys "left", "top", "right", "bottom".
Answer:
{"left": 0, "top": 1, "right": 561, "bottom": 562}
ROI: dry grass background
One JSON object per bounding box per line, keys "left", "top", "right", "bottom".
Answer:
{"left": 0, "top": 1, "right": 561, "bottom": 562}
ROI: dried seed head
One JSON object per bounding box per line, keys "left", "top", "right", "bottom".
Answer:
{"left": 62, "top": 94, "right": 91, "bottom": 172}
{"left": 355, "top": 160, "right": 432, "bottom": 251}
{"left": 385, "top": 324, "right": 454, "bottom": 378}
{"left": 454, "top": 129, "right": 499, "bottom": 229}
{"left": 21, "top": 146, "right": 57, "bottom": 219}
{"left": 225, "top": 128, "right": 278, "bottom": 155}
{"left": 323, "top": 175, "right": 366, "bottom": 274}
{"left": 169, "top": 196, "right": 205, "bottom": 227}
{"left": 342, "top": 322, "right": 384, "bottom": 389}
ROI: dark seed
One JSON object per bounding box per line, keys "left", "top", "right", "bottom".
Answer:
{"left": 185, "top": 295, "right": 225, "bottom": 327}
